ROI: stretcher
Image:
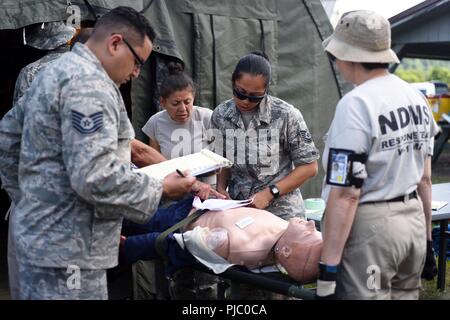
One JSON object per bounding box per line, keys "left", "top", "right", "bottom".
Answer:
{"left": 131, "top": 259, "right": 315, "bottom": 300}
{"left": 192, "top": 263, "right": 316, "bottom": 300}
{"left": 125, "top": 199, "right": 319, "bottom": 300}
{"left": 129, "top": 207, "right": 317, "bottom": 300}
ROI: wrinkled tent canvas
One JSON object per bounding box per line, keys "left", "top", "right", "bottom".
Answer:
{"left": 0, "top": 0, "right": 344, "bottom": 198}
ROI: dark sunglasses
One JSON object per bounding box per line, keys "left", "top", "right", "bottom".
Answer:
{"left": 327, "top": 53, "right": 336, "bottom": 62}
{"left": 233, "top": 87, "right": 266, "bottom": 103}
{"left": 121, "top": 37, "right": 145, "bottom": 69}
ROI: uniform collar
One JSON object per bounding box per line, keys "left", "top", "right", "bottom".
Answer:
{"left": 51, "top": 44, "right": 71, "bottom": 54}
{"left": 257, "top": 95, "right": 272, "bottom": 124}
{"left": 224, "top": 95, "right": 272, "bottom": 129}
{"left": 72, "top": 43, "right": 117, "bottom": 88}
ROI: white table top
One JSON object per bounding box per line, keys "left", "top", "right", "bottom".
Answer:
{"left": 307, "top": 183, "right": 450, "bottom": 222}
{"left": 432, "top": 183, "right": 450, "bottom": 221}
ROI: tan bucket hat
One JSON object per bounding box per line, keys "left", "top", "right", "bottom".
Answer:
{"left": 323, "top": 10, "right": 399, "bottom": 64}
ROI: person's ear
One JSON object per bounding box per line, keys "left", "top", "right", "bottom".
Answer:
{"left": 159, "top": 97, "right": 165, "bottom": 107}
{"left": 107, "top": 34, "right": 122, "bottom": 57}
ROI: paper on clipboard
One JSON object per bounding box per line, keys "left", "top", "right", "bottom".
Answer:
{"left": 192, "top": 196, "right": 253, "bottom": 211}
{"left": 137, "top": 149, "right": 232, "bottom": 180}
{"left": 432, "top": 201, "right": 448, "bottom": 211}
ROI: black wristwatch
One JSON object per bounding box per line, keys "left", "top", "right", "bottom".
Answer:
{"left": 269, "top": 184, "right": 280, "bottom": 199}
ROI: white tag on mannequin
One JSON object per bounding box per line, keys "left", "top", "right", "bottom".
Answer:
{"left": 235, "top": 217, "right": 255, "bottom": 229}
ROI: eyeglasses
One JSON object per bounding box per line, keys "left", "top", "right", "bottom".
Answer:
{"left": 121, "top": 37, "right": 145, "bottom": 69}
{"left": 233, "top": 87, "right": 266, "bottom": 103}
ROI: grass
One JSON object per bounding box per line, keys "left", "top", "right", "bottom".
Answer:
{"left": 420, "top": 260, "right": 450, "bottom": 299}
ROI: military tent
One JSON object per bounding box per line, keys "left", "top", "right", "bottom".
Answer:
{"left": 0, "top": 0, "right": 343, "bottom": 200}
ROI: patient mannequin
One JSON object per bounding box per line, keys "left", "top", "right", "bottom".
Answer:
{"left": 121, "top": 197, "right": 323, "bottom": 283}
{"left": 187, "top": 207, "right": 323, "bottom": 283}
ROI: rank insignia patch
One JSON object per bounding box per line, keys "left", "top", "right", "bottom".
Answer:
{"left": 300, "top": 130, "right": 312, "bottom": 144}
{"left": 71, "top": 110, "right": 103, "bottom": 134}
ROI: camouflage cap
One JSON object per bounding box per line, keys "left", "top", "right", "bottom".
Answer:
{"left": 26, "top": 21, "right": 76, "bottom": 50}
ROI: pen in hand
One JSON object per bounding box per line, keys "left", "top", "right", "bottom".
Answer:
{"left": 176, "top": 169, "right": 186, "bottom": 177}
{"left": 177, "top": 169, "right": 198, "bottom": 195}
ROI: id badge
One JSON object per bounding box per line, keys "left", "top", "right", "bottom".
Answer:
{"left": 326, "top": 148, "right": 353, "bottom": 186}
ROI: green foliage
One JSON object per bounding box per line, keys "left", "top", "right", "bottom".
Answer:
{"left": 429, "top": 66, "right": 450, "bottom": 84}
{"left": 395, "top": 69, "right": 426, "bottom": 83}
{"left": 395, "top": 58, "right": 450, "bottom": 85}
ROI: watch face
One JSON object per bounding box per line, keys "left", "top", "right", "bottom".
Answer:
{"left": 271, "top": 185, "right": 280, "bottom": 196}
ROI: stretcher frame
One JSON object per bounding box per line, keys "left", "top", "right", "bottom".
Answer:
{"left": 192, "top": 263, "right": 316, "bottom": 300}
{"left": 137, "top": 207, "right": 317, "bottom": 300}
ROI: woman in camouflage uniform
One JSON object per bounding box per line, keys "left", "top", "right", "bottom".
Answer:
{"left": 212, "top": 52, "right": 319, "bottom": 221}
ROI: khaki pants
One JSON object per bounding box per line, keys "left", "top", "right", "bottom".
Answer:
{"left": 333, "top": 198, "right": 426, "bottom": 300}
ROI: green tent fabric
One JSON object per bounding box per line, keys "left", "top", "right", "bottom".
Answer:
{"left": 0, "top": 1, "right": 121, "bottom": 29}
{"left": 137, "top": 0, "right": 343, "bottom": 198}
{"left": 0, "top": 0, "right": 344, "bottom": 198}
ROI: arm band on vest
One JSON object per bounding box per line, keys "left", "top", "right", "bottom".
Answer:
{"left": 326, "top": 148, "right": 367, "bottom": 189}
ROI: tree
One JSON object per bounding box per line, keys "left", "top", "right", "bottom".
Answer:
{"left": 395, "top": 69, "right": 426, "bottom": 83}
{"left": 428, "top": 66, "right": 450, "bottom": 84}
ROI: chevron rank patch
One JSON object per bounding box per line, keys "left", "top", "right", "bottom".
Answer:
{"left": 300, "top": 130, "right": 312, "bottom": 144}
{"left": 71, "top": 110, "right": 103, "bottom": 134}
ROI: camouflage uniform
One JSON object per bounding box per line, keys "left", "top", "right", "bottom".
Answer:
{"left": 4, "top": 22, "right": 75, "bottom": 300}
{"left": 18, "top": 264, "right": 108, "bottom": 300}
{"left": 24, "top": 21, "right": 75, "bottom": 51}
{"left": 0, "top": 42, "right": 163, "bottom": 299}
{"left": 12, "top": 48, "right": 68, "bottom": 105}
{"left": 211, "top": 95, "right": 319, "bottom": 220}
{"left": 211, "top": 95, "right": 318, "bottom": 300}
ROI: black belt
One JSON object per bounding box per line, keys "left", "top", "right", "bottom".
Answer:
{"left": 361, "top": 190, "right": 418, "bottom": 205}
{"left": 386, "top": 190, "right": 418, "bottom": 203}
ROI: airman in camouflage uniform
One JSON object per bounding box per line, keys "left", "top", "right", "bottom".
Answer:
{"left": 211, "top": 94, "right": 319, "bottom": 220}
{"left": 0, "top": 7, "right": 195, "bottom": 300}
{"left": 211, "top": 52, "right": 318, "bottom": 300}
{"left": 13, "top": 22, "right": 76, "bottom": 104}
{"left": 5, "top": 21, "right": 75, "bottom": 300}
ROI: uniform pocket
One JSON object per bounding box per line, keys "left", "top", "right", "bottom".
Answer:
{"left": 345, "top": 210, "right": 387, "bottom": 249}
{"left": 90, "top": 216, "right": 122, "bottom": 256}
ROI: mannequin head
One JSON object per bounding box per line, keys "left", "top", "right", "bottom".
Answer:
{"left": 274, "top": 218, "right": 323, "bottom": 283}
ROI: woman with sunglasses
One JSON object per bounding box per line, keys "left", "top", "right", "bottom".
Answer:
{"left": 212, "top": 51, "right": 319, "bottom": 222}
{"left": 211, "top": 51, "right": 319, "bottom": 299}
